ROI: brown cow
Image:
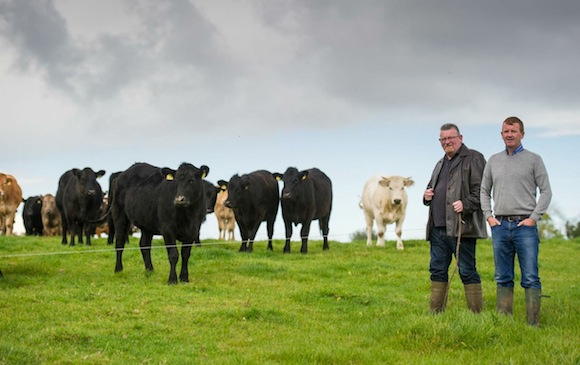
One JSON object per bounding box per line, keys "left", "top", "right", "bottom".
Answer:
{"left": 214, "top": 181, "right": 235, "bottom": 241}
{"left": 41, "top": 194, "right": 62, "bottom": 236}
{"left": 0, "top": 173, "right": 23, "bottom": 236}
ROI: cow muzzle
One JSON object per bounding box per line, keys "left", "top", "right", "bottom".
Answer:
{"left": 393, "top": 199, "right": 402, "bottom": 205}
{"left": 174, "top": 195, "right": 189, "bottom": 206}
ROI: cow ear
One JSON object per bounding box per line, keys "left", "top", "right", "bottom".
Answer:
{"left": 97, "top": 170, "right": 106, "bottom": 178}
{"left": 217, "top": 179, "right": 228, "bottom": 189}
{"left": 200, "top": 165, "right": 210, "bottom": 179}
{"left": 161, "top": 167, "right": 175, "bottom": 181}
{"left": 404, "top": 178, "right": 415, "bottom": 187}
{"left": 379, "top": 177, "right": 390, "bottom": 187}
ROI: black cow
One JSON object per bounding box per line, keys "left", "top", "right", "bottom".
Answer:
{"left": 223, "top": 170, "right": 279, "bottom": 252}
{"left": 56, "top": 168, "right": 106, "bottom": 246}
{"left": 273, "top": 167, "right": 333, "bottom": 253}
{"left": 22, "top": 195, "right": 44, "bottom": 236}
{"left": 202, "top": 180, "right": 220, "bottom": 215}
{"left": 112, "top": 162, "right": 209, "bottom": 284}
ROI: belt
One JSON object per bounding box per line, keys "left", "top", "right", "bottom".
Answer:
{"left": 496, "top": 215, "right": 530, "bottom": 222}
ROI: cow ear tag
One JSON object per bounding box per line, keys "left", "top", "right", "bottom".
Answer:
{"left": 220, "top": 184, "right": 227, "bottom": 190}
{"left": 7, "top": 181, "right": 11, "bottom": 186}
{"left": 202, "top": 172, "right": 207, "bottom": 179}
{"left": 166, "top": 174, "right": 174, "bottom": 181}
{"left": 276, "top": 176, "right": 281, "bottom": 181}
{"left": 302, "top": 175, "right": 307, "bottom": 180}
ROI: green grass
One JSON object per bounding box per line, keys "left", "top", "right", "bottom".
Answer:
{"left": 1, "top": 235, "right": 579, "bottom": 364}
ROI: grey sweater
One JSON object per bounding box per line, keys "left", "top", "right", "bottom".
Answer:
{"left": 480, "top": 148, "right": 552, "bottom": 222}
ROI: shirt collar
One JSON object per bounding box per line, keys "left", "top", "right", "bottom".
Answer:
{"left": 506, "top": 144, "right": 524, "bottom": 155}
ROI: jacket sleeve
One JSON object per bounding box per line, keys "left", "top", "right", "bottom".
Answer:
{"left": 462, "top": 151, "right": 486, "bottom": 215}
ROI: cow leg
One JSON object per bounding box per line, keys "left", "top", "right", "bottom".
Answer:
{"left": 5, "top": 211, "right": 15, "bottom": 236}
{"left": 376, "top": 217, "right": 386, "bottom": 247}
{"left": 266, "top": 218, "right": 275, "bottom": 251}
{"left": 114, "top": 215, "right": 131, "bottom": 273}
{"left": 364, "top": 213, "right": 374, "bottom": 247}
{"left": 245, "top": 222, "right": 260, "bottom": 252}
{"left": 319, "top": 216, "right": 330, "bottom": 251}
{"left": 283, "top": 220, "right": 293, "bottom": 253}
{"left": 69, "top": 221, "right": 78, "bottom": 246}
{"left": 163, "top": 236, "right": 180, "bottom": 285}
{"left": 179, "top": 241, "right": 194, "bottom": 283}
{"left": 218, "top": 219, "right": 225, "bottom": 240}
{"left": 238, "top": 226, "right": 249, "bottom": 252}
{"left": 227, "top": 219, "right": 235, "bottom": 241}
{"left": 139, "top": 232, "right": 154, "bottom": 272}
{"left": 395, "top": 219, "right": 404, "bottom": 250}
{"left": 299, "top": 221, "right": 312, "bottom": 254}
{"left": 61, "top": 218, "right": 68, "bottom": 245}
{"left": 84, "top": 223, "right": 92, "bottom": 246}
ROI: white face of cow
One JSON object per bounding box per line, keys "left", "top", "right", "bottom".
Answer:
{"left": 379, "top": 176, "right": 414, "bottom": 205}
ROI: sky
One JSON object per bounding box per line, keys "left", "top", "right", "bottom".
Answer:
{"left": 1, "top": 0, "right": 579, "bottom": 245}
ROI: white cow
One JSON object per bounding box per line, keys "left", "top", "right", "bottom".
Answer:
{"left": 361, "top": 175, "right": 414, "bottom": 250}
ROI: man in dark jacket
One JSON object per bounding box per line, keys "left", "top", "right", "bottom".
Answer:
{"left": 423, "top": 123, "right": 487, "bottom": 313}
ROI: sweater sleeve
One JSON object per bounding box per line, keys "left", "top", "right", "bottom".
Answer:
{"left": 530, "top": 155, "right": 552, "bottom": 222}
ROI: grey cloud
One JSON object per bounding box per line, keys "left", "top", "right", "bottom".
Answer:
{"left": 254, "top": 1, "right": 580, "bottom": 114}
{"left": 1, "top": 0, "right": 236, "bottom": 103}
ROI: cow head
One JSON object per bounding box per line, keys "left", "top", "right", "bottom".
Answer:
{"left": 379, "top": 176, "right": 414, "bottom": 206}
{"left": 0, "top": 174, "right": 14, "bottom": 200}
{"left": 162, "top": 163, "right": 210, "bottom": 207}
{"left": 42, "top": 194, "right": 58, "bottom": 215}
{"left": 223, "top": 174, "right": 249, "bottom": 209}
{"left": 274, "top": 167, "right": 309, "bottom": 201}
{"left": 72, "top": 168, "right": 106, "bottom": 197}
{"left": 202, "top": 180, "right": 220, "bottom": 214}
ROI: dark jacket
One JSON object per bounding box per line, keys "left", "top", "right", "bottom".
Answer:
{"left": 424, "top": 144, "right": 488, "bottom": 240}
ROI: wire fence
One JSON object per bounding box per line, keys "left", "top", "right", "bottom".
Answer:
{"left": 0, "top": 227, "right": 427, "bottom": 259}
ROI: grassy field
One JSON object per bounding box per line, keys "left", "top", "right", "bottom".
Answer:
{"left": 1, "top": 235, "right": 579, "bottom": 364}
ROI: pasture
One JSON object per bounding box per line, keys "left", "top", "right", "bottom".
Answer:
{"left": 1, "top": 235, "right": 579, "bottom": 364}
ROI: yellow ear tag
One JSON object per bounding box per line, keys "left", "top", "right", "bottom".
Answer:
{"left": 7, "top": 181, "right": 11, "bottom": 186}
{"left": 202, "top": 172, "right": 207, "bottom": 179}
{"left": 166, "top": 174, "right": 174, "bottom": 181}
{"left": 220, "top": 185, "right": 227, "bottom": 190}
{"left": 302, "top": 175, "right": 306, "bottom": 180}
{"left": 276, "top": 176, "right": 281, "bottom": 181}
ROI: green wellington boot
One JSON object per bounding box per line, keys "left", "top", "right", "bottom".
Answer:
{"left": 430, "top": 281, "right": 448, "bottom": 313}
{"left": 464, "top": 283, "right": 483, "bottom": 313}
{"left": 496, "top": 286, "right": 514, "bottom": 315}
{"left": 525, "top": 288, "right": 542, "bottom": 326}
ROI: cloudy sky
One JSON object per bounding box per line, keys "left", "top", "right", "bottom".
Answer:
{"left": 1, "top": 0, "right": 579, "bottom": 244}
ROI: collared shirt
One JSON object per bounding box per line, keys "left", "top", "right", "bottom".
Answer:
{"left": 506, "top": 144, "right": 524, "bottom": 155}
{"left": 431, "top": 146, "right": 462, "bottom": 227}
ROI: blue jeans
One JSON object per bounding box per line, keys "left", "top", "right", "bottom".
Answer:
{"left": 429, "top": 227, "right": 481, "bottom": 284}
{"left": 491, "top": 219, "right": 541, "bottom": 289}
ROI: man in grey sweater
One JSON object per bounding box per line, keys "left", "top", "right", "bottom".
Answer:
{"left": 480, "top": 116, "right": 552, "bottom": 326}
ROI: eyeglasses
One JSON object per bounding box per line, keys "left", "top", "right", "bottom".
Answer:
{"left": 438, "top": 135, "right": 460, "bottom": 143}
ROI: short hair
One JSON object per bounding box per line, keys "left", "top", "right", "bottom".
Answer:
{"left": 440, "top": 123, "right": 460, "bottom": 135}
{"left": 503, "top": 116, "right": 524, "bottom": 133}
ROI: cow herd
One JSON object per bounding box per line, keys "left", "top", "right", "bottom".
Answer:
{"left": 1, "top": 164, "right": 414, "bottom": 284}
